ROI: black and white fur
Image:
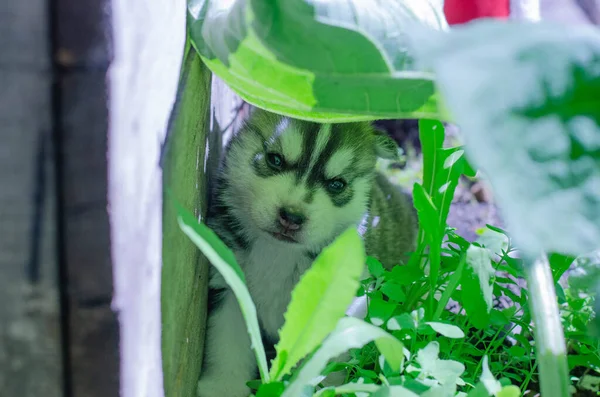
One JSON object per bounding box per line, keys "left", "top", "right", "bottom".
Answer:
{"left": 198, "top": 109, "right": 417, "bottom": 397}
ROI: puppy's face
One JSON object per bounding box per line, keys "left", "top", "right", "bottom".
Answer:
{"left": 222, "top": 109, "right": 398, "bottom": 252}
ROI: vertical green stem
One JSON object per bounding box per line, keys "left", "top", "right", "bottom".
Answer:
{"left": 524, "top": 253, "right": 570, "bottom": 397}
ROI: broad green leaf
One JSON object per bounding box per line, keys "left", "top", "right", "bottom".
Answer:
{"left": 461, "top": 245, "right": 494, "bottom": 329}
{"left": 270, "top": 228, "right": 365, "bottom": 380}
{"left": 176, "top": 205, "right": 270, "bottom": 381}
{"left": 412, "top": 20, "right": 600, "bottom": 257}
{"left": 425, "top": 322, "right": 465, "bottom": 339}
{"left": 282, "top": 317, "right": 404, "bottom": 397}
{"left": 188, "top": 0, "right": 450, "bottom": 122}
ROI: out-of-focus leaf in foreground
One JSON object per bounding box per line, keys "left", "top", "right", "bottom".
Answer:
{"left": 412, "top": 20, "right": 600, "bottom": 258}
{"left": 270, "top": 228, "right": 365, "bottom": 380}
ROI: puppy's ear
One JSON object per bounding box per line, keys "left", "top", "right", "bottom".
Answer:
{"left": 373, "top": 127, "right": 400, "bottom": 160}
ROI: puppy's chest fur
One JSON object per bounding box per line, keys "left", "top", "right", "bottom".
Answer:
{"left": 234, "top": 237, "right": 311, "bottom": 339}
{"left": 211, "top": 230, "right": 312, "bottom": 340}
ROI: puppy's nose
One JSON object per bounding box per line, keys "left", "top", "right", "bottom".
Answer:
{"left": 279, "top": 207, "right": 305, "bottom": 230}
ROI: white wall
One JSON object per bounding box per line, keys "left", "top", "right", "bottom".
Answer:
{"left": 108, "top": 1, "right": 186, "bottom": 396}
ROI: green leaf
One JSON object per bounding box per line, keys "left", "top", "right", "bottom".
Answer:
{"left": 425, "top": 322, "right": 465, "bottom": 339}
{"left": 497, "top": 386, "right": 521, "bottom": 397}
{"left": 282, "top": 317, "right": 404, "bottom": 397}
{"left": 413, "top": 20, "right": 600, "bottom": 257}
{"left": 176, "top": 204, "right": 270, "bottom": 381}
{"left": 419, "top": 120, "right": 471, "bottom": 234}
{"left": 270, "top": 228, "right": 365, "bottom": 380}
{"left": 413, "top": 183, "right": 442, "bottom": 308}
{"left": 548, "top": 253, "right": 576, "bottom": 282}
{"left": 461, "top": 245, "right": 494, "bottom": 329}
{"left": 433, "top": 253, "right": 466, "bottom": 321}
{"left": 255, "top": 382, "right": 285, "bottom": 397}
{"left": 369, "top": 295, "right": 399, "bottom": 325}
{"left": 368, "top": 256, "right": 386, "bottom": 278}
{"left": 381, "top": 281, "right": 407, "bottom": 303}
{"left": 416, "top": 342, "right": 465, "bottom": 386}
{"left": 387, "top": 313, "right": 416, "bottom": 331}
{"left": 433, "top": 147, "right": 470, "bottom": 231}
{"left": 489, "top": 309, "right": 510, "bottom": 327}
{"left": 508, "top": 346, "right": 526, "bottom": 358}
{"left": 467, "top": 383, "right": 491, "bottom": 397}
{"left": 188, "top": 0, "right": 450, "bottom": 122}
{"left": 419, "top": 119, "right": 445, "bottom": 200}
{"left": 246, "top": 379, "right": 263, "bottom": 391}
{"left": 388, "top": 262, "right": 425, "bottom": 286}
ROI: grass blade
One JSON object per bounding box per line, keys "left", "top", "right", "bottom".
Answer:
{"left": 176, "top": 203, "right": 270, "bottom": 382}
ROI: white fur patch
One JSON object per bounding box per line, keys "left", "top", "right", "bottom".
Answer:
{"left": 308, "top": 124, "right": 331, "bottom": 170}
{"left": 325, "top": 148, "right": 354, "bottom": 179}
{"left": 279, "top": 127, "right": 303, "bottom": 163}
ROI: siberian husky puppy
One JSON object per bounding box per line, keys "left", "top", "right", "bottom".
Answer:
{"left": 198, "top": 109, "right": 417, "bottom": 397}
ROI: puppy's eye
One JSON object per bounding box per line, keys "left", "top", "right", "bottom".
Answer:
{"left": 327, "top": 178, "right": 346, "bottom": 193}
{"left": 266, "top": 152, "right": 284, "bottom": 170}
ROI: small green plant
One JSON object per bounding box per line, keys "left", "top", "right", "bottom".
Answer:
{"left": 161, "top": 1, "right": 600, "bottom": 396}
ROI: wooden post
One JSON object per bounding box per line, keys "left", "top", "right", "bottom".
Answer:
{"left": 52, "top": 0, "right": 120, "bottom": 395}
{"left": 0, "top": 1, "right": 63, "bottom": 395}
